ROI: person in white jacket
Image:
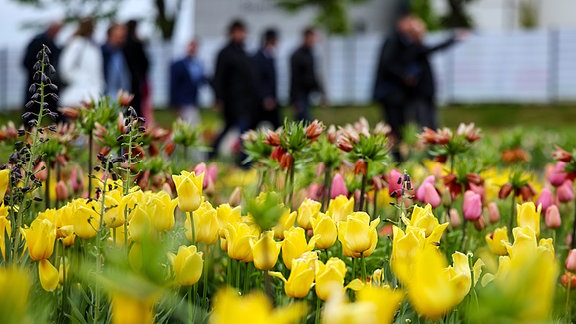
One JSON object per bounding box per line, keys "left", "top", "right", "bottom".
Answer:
{"left": 59, "top": 17, "right": 104, "bottom": 107}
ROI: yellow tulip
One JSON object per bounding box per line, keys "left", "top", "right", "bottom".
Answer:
{"left": 0, "top": 267, "right": 30, "bottom": 323}
{"left": 407, "top": 246, "right": 471, "bottom": 319}
{"left": 0, "top": 214, "right": 11, "bottom": 259}
{"left": 101, "top": 187, "right": 125, "bottom": 228}
{"left": 315, "top": 258, "right": 347, "bottom": 301}
{"left": 516, "top": 202, "right": 541, "bottom": 237}
{"left": 25, "top": 218, "right": 56, "bottom": 261}
{"left": 38, "top": 259, "right": 59, "bottom": 292}
{"left": 250, "top": 231, "right": 281, "bottom": 271}
{"left": 129, "top": 205, "right": 152, "bottom": 242}
{"left": 405, "top": 204, "right": 441, "bottom": 237}
{"left": 326, "top": 195, "right": 354, "bottom": 223}
{"left": 148, "top": 191, "right": 178, "bottom": 232}
{"left": 321, "top": 285, "right": 403, "bottom": 324}
{"left": 186, "top": 201, "right": 219, "bottom": 245}
{"left": 173, "top": 170, "right": 204, "bottom": 212}
{"left": 272, "top": 209, "right": 297, "bottom": 239}
{"left": 270, "top": 252, "right": 317, "bottom": 298}
{"left": 222, "top": 221, "right": 259, "bottom": 262}
{"left": 0, "top": 169, "right": 8, "bottom": 204}
{"left": 297, "top": 198, "right": 321, "bottom": 230}
{"left": 71, "top": 199, "right": 101, "bottom": 239}
{"left": 111, "top": 293, "right": 155, "bottom": 324}
{"left": 210, "top": 287, "right": 307, "bottom": 324}
{"left": 169, "top": 245, "right": 204, "bottom": 286}
{"left": 216, "top": 203, "right": 243, "bottom": 233}
{"left": 337, "top": 212, "right": 379, "bottom": 258}
{"left": 311, "top": 213, "right": 337, "bottom": 249}
{"left": 390, "top": 226, "right": 426, "bottom": 283}
{"left": 485, "top": 227, "right": 509, "bottom": 256}
{"left": 355, "top": 286, "right": 404, "bottom": 324}
{"left": 480, "top": 226, "right": 558, "bottom": 320}
{"left": 282, "top": 227, "right": 317, "bottom": 269}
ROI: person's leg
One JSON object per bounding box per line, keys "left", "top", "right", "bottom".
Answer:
{"left": 294, "top": 95, "right": 311, "bottom": 122}
{"left": 382, "top": 97, "right": 406, "bottom": 163}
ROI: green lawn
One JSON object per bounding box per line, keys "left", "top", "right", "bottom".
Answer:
{"left": 2, "top": 103, "right": 576, "bottom": 131}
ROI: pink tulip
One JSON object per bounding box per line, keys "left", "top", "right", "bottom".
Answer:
{"left": 557, "top": 180, "right": 574, "bottom": 203}
{"left": 306, "top": 183, "right": 323, "bottom": 201}
{"left": 422, "top": 183, "right": 441, "bottom": 208}
{"left": 449, "top": 208, "right": 461, "bottom": 228}
{"left": 549, "top": 162, "right": 567, "bottom": 187}
{"left": 469, "top": 183, "right": 486, "bottom": 204}
{"left": 566, "top": 249, "right": 576, "bottom": 272}
{"left": 194, "top": 162, "right": 218, "bottom": 189}
{"left": 388, "top": 169, "right": 403, "bottom": 198}
{"left": 331, "top": 173, "right": 348, "bottom": 199}
{"left": 545, "top": 205, "right": 561, "bottom": 229}
{"left": 463, "top": 190, "right": 483, "bottom": 221}
{"left": 487, "top": 202, "right": 500, "bottom": 224}
{"left": 207, "top": 163, "right": 218, "bottom": 184}
{"left": 536, "top": 187, "right": 554, "bottom": 212}
{"left": 55, "top": 180, "right": 69, "bottom": 201}
{"left": 70, "top": 165, "right": 84, "bottom": 194}
{"left": 415, "top": 176, "right": 435, "bottom": 201}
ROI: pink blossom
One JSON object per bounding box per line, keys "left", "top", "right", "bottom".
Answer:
{"left": 469, "top": 182, "right": 486, "bottom": 204}
{"left": 415, "top": 176, "right": 435, "bottom": 201}
{"left": 449, "top": 208, "right": 461, "bottom": 228}
{"left": 70, "top": 165, "right": 84, "bottom": 194}
{"left": 307, "top": 183, "right": 323, "bottom": 201}
{"left": 557, "top": 180, "right": 574, "bottom": 203}
{"left": 194, "top": 162, "right": 218, "bottom": 189}
{"left": 566, "top": 249, "right": 576, "bottom": 272}
{"left": 388, "top": 169, "right": 403, "bottom": 198}
{"left": 544, "top": 205, "right": 561, "bottom": 229}
{"left": 487, "top": 202, "right": 500, "bottom": 224}
{"left": 422, "top": 183, "right": 441, "bottom": 208}
{"left": 536, "top": 187, "right": 554, "bottom": 212}
{"left": 463, "top": 190, "right": 483, "bottom": 221}
{"left": 331, "top": 173, "right": 348, "bottom": 199}
{"left": 549, "top": 162, "right": 567, "bottom": 187}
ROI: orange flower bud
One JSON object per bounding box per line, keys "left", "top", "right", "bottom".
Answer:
{"left": 55, "top": 180, "right": 69, "bottom": 202}
{"left": 498, "top": 183, "right": 513, "bottom": 199}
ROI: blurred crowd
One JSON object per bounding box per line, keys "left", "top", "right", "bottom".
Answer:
{"left": 22, "top": 13, "right": 465, "bottom": 164}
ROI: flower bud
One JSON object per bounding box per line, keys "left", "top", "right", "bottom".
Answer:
{"left": 229, "top": 187, "right": 242, "bottom": 207}
{"left": 330, "top": 173, "right": 348, "bottom": 199}
{"left": 34, "top": 161, "right": 48, "bottom": 182}
{"left": 519, "top": 184, "right": 536, "bottom": 202}
{"left": 449, "top": 208, "right": 461, "bottom": 228}
{"left": 552, "top": 146, "right": 573, "bottom": 162}
{"left": 354, "top": 160, "right": 367, "bottom": 175}
{"left": 566, "top": 249, "right": 576, "bottom": 272}
{"left": 561, "top": 272, "right": 576, "bottom": 289}
{"left": 422, "top": 182, "right": 441, "bottom": 208}
{"left": 463, "top": 190, "right": 482, "bottom": 221}
{"left": 498, "top": 183, "right": 513, "bottom": 200}
{"left": 264, "top": 129, "right": 281, "bottom": 146}
{"left": 280, "top": 153, "right": 293, "bottom": 169}
{"left": 55, "top": 180, "right": 69, "bottom": 201}
{"left": 536, "top": 187, "right": 554, "bottom": 212}
{"left": 544, "top": 205, "right": 561, "bottom": 229}
{"left": 557, "top": 180, "right": 574, "bottom": 203}
{"left": 549, "top": 162, "right": 567, "bottom": 187}
{"left": 473, "top": 216, "right": 485, "bottom": 231}
{"left": 487, "top": 202, "right": 500, "bottom": 224}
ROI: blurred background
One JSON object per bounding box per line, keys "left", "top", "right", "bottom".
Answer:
{"left": 0, "top": 0, "right": 575, "bottom": 120}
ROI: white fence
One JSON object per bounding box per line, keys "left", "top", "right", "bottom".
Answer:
{"left": 1, "top": 29, "right": 576, "bottom": 111}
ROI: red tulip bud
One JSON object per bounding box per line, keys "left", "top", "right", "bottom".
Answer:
{"left": 498, "top": 183, "right": 513, "bottom": 200}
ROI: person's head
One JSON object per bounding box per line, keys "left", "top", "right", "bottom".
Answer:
{"left": 126, "top": 19, "right": 139, "bottom": 39}
{"left": 407, "top": 16, "right": 426, "bottom": 43}
{"left": 46, "top": 21, "right": 63, "bottom": 39}
{"left": 302, "top": 27, "right": 317, "bottom": 47}
{"left": 262, "top": 28, "right": 278, "bottom": 49}
{"left": 107, "top": 23, "right": 127, "bottom": 47}
{"left": 186, "top": 39, "right": 199, "bottom": 57}
{"left": 74, "top": 17, "right": 95, "bottom": 38}
{"left": 396, "top": 13, "right": 414, "bottom": 35}
{"left": 228, "top": 19, "right": 247, "bottom": 43}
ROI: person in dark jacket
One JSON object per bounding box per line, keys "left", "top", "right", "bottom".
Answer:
{"left": 252, "top": 28, "right": 281, "bottom": 129}
{"left": 210, "top": 19, "right": 258, "bottom": 163}
{"left": 101, "top": 23, "right": 130, "bottom": 98}
{"left": 22, "top": 21, "right": 63, "bottom": 123}
{"left": 170, "top": 39, "right": 209, "bottom": 127}
{"left": 289, "top": 27, "right": 325, "bottom": 122}
{"left": 404, "top": 17, "right": 461, "bottom": 130}
{"left": 123, "top": 19, "right": 150, "bottom": 119}
{"left": 372, "top": 15, "right": 414, "bottom": 162}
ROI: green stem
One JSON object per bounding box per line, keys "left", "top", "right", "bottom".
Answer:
{"left": 235, "top": 259, "right": 241, "bottom": 290}
{"left": 188, "top": 286, "right": 195, "bottom": 324}
{"left": 322, "top": 167, "right": 332, "bottom": 210}
{"left": 88, "top": 131, "right": 93, "bottom": 198}
{"left": 45, "top": 163, "right": 50, "bottom": 209}
{"left": 571, "top": 198, "right": 576, "bottom": 249}
{"left": 358, "top": 163, "right": 368, "bottom": 213}
{"left": 202, "top": 245, "right": 208, "bottom": 311}
{"left": 360, "top": 254, "right": 367, "bottom": 283}
{"left": 460, "top": 219, "right": 468, "bottom": 251}
{"left": 188, "top": 212, "right": 196, "bottom": 245}
{"left": 244, "top": 262, "right": 250, "bottom": 293}
{"left": 567, "top": 278, "right": 572, "bottom": 323}
{"left": 288, "top": 163, "right": 295, "bottom": 208}
{"left": 509, "top": 195, "right": 516, "bottom": 238}
{"left": 315, "top": 295, "right": 321, "bottom": 324}
{"left": 373, "top": 189, "right": 379, "bottom": 220}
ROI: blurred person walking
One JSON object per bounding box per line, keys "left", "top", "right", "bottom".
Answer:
{"left": 123, "top": 19, "right": 151, "bottom": 119}
{"left": 210, "top": 19, "right": 258, "bottom": 164}
{"left": 170, "top": 39, "right": 209, "bottom": 127}
{"left": 252, "top": 28, "right": 281, "bottom": 129}
{"left": 22, "top": 21, "right": 63, "bottom": 123}
{"left": 101, "top": 23, "right": 130, "bottom": 99}
{"left": 372, "top": 14, "right": 417, "bottom": 162}
{"left": 289, "top": 27, "right": 325, "bottom": 122}
{"left": 404, "top": 17, "right": 462, "bottom": 130}
{"left": 59, "top": 17, "right": 104, "bottom": 107}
